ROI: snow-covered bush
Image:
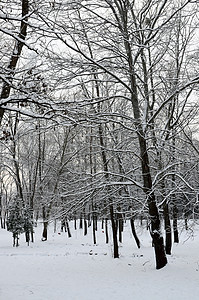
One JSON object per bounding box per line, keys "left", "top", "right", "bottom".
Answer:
{"left": 7, "top": 197, "right": 33, "bottom": 246}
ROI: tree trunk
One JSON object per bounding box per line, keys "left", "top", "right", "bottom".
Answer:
{"left": 92, "top": 213, "right": 97, "bottom": 245}
{"left": 118, "top": 214, "right": 123, "bottom": 243}
{"left": 3, "top": 212, "right": 6, "bottom": 229}
{"left": 184, "top": 213, "right": 188, "bottom": 230}
{"left": 88, "top": 212, "right": 91, "bottom": 227}
{"left": 110, "top": 205, "right": 119, "bottom": 258}
{"left": 54, "top": 219, "right": 57, "bottom": 233}
{"left": 83, "top": 208, "right": 87, "bottom": 235}
{"left": 163, "top": 202, "right": 172, "bottom": 255}
{"left": 0, "top": 205, "right": 3, "bottom": 229}
{"left": 84, "top": 217, "right": 87, "bottom": 236}
{"left": 94, "top": 213, "right": 98, "bottom": 231}
{"left": 79, "top": 213, "right": 83, "bottom": 229}
{"left": 101, "top": 218, "right": 104, "bottom": 229}
{"left": 30, "top": 223, "right": 34, "bottom": 243}
{"left": 0, "top": 195, "right": 2, "bottom": 229}
{"left": 117, "top": 208, "right": 123, "bottom": 244}
{"left": 98, "top": 123, "right": 119, "bottom": 256}
{"left": 66, "top": 220, "right": 72, "bottom": 238}
{"left": 30, "top": 199, "right": 34, "bottom": 243}
{"left": 25, "top": 231, "right": 30, "bottom": 246}
{"left": 105, "top": 218, "right": 109, "bottom": 244}
{"left": 148, "top": 197, "right": 167, "bottom": 269}
{"left": 74, "top": 214, "right": 77, "bottom": 230}
{"left": 0, "top": 215, "right": 3, "bottom": 229}
{"left": 130, "top": 218, "right": 140, "bottom": 249}
{"left": 173, "top": 205, "right": 179, "bottom": 243}
{"left": 140, "top": 216, "right": 143, "bottom": 226}
{"left": 61, "top": 219, "right": 66, "bottom": 232}
{"left": 42, "top": 221, "right": 48, "bottom": 241}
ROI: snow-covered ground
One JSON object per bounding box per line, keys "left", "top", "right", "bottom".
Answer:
{"left": 0, "top": 220, "right": 199, "bottom": 300}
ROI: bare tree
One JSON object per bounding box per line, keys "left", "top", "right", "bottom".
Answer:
{"left": 0, "top": 0, "right": 29, "bottom": 124}
{"left": 35, "top": 0, "right": 199, "bottom": 268}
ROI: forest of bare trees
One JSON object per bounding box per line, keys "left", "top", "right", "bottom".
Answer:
{"left": 1, "top": 0, "right": 199, "bottom": 269}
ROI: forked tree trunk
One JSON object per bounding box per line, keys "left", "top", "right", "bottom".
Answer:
{"left": 137, "top": 132, "right": 167, "bottom": 269}
{"left": 148, "top": 195, "right": 167, "bottom": 269}
{"left": 128, "top": 78, "right": 167, "bottom": 267}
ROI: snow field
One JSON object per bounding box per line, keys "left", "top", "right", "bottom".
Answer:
{"left": 0, "top": 220, "right": 199, "bottom": 300}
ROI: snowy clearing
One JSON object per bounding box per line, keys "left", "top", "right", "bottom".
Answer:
{"left": 0, "top": 220, "right": 199, "bottom": 300}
